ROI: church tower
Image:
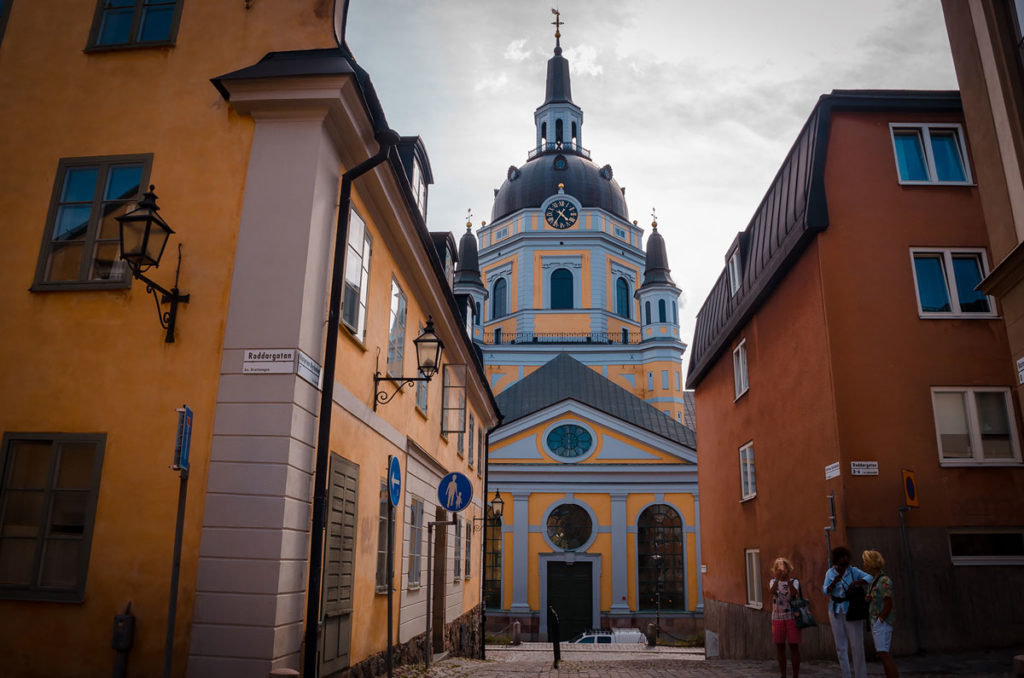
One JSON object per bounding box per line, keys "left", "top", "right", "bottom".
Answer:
{"left": 480, "top": 13, "right": 700, "bottom": 644}
{"left": 473, "top": 15, "right": 688, "bottom": 423}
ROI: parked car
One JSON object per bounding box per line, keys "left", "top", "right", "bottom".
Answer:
{"left": 570, "top": 628, "right": 646, "bottom": 644}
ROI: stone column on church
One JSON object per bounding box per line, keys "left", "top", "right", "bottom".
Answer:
{"left": 509, "top": 493, "right": 532, "bottom": 612}
{"left": 610, "top": 493, "right": 630, "bottom": 613}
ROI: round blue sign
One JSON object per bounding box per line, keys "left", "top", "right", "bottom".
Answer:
{"left": 438, "top": 471, "right": 473, "bottom": 512}
{"left": 388, "top": 456, "right": 402, "bottom": 507}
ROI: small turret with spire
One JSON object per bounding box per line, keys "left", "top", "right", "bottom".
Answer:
{"left": 454, "top": 211, "right": 488, "bottom": 342}
{"left": 636, "top": 209, "right": 682, "bottom": 341}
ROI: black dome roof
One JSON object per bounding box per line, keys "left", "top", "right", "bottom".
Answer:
{"left": 455, "top": 226, "right": 482, "bottom": 286}
{"left": 491, "top": 153, "right": 629, "bottom": 223}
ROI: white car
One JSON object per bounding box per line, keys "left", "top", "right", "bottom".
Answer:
{"left": 570, "top": 628, "right": 646, "bottom": 644}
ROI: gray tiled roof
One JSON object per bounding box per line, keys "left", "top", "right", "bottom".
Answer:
{"left": 682, "top": 390, "right": 696, "bottom": 431}
{"left": 496, "top": 354, "right": 696, "bottom": 448}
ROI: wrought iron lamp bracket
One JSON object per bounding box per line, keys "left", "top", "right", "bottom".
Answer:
{"left": 128, "top": 243, "right": 191, "bottom": 343}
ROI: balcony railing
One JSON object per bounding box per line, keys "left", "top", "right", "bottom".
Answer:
{"left": 483, "top": 331, "right": 642, "bottom": 345}
{"left": 527, "top": 141, "right": 591, "bottom": 160}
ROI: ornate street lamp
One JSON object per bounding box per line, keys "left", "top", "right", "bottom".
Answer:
{"left": 116, "top": 185, "right": 191, "bottom": 343}
{"left": 373, "top": 316, "right": 445, "bottom": 409}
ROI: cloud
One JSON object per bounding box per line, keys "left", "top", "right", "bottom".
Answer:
{"left": 564, "top": 44, "right": 603, "bottom": 77}
{"left": 474, "top": 73, "right": 509, "bottom": 94}
{"left": 504, "top": 39, "right": 532, "bottom": 62}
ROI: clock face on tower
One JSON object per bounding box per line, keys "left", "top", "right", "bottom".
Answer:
{"left": 544, "top": 199, "right": 579, "bottom": 229}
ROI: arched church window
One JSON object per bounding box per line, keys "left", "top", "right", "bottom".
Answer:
{"left": 616, "top": 278, "right": 630, "bottom": 318}
{"left": 555, "top": 118, "right": 564, "bottom": 143}
{"left": 658, "top": 299, "right": 667, "bottom": 323}
{"left": 551, "top": 268, "right": 573, "bottom": 309}
{"left": 571, "top": 121, "right": 578, "bottom": 146}
{"left": 546, "top": 504, "right": 592, "bottom": 550}
{"left": 484, "top": 506, "right": 502, "bottom": 608}
{"left": 638, "top": 504, "right": 685, "bottom": 610}
{"left": 673, "top": 301, "right": 678, "bottom": 324}
{"left": 645, "top": 301, "right": 651, "bottom": 325}
{"left": 492, "top": 278, "right": 507, "bottom": 319}
{"left": 541, "top": 122, "right": 547, "bottom": 145}
{"left": 475, "top": 302, "right": 482, "bottom": 326}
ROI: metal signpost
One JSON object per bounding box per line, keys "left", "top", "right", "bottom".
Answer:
{"left": 387, "top": 456, "right": 402, "bottom": 678}
{"left": 164, "top": 405, "right": 192, "bottom": 678}
{"left": 425, "top": 472, "right": 473, "bottom": 668}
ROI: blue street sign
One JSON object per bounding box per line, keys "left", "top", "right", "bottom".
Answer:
{"left": 174, "top": 405, "right": 193, "bottom": 472}
{"left": 438, "top": 471, "right": 473, "bottom": 512}
{"left": 388, "top": 456, "right": 402, "bottom": 507}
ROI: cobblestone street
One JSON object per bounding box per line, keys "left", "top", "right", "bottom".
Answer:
{"left": 391, "top": 644, "right": 1018, "bottom": 678}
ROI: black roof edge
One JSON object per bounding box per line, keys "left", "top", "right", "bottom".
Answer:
{"left": 397, "top": 136, "right": 435, "bottom": 184}
{"left": 686, "top": 89, "right": 962, "bottom": 389}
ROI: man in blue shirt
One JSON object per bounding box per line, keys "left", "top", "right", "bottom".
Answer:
{"left": 822, "top": 546, "right": 873, "bottom": 678}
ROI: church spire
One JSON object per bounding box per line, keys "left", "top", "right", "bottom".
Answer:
{"left": 535, "top": 10, "right": 583, "bottom": 154}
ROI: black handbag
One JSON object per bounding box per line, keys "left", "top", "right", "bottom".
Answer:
{"left": 844, "top": 581, "right": 869, "bottom": 621}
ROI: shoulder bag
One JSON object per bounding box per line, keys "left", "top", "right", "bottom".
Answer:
{"left": 789, "top": 579, "right": 817, "bottom": 629}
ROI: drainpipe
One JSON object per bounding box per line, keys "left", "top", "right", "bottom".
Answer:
{"left": 302, "top": 129, "right": 400, "bottom": 678}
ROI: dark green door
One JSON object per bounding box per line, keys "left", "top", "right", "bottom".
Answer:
{"left": 547, "top": 561, "right": 592, "bottom": 640}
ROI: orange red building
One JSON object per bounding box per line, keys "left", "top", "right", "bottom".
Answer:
{"left": 688, "top": 90, "right": 1024, "bottom": 658}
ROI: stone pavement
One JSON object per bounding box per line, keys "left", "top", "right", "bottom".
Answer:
{"left": 390, "top": 643, "right": 1020, "bottom": 677}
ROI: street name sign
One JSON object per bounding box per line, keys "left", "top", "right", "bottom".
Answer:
{"left": 824, "top": 462, "right": 840, "bottom": 480}
{"left": 242, "top": 348, "right": 295, "bottom": 374}
{"left": 851, "top": 461, "right": 879, "bottom": 476}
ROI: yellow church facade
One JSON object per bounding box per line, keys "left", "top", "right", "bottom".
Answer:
{"left": 452, "top": 18, "right": 702, "bottom": 641}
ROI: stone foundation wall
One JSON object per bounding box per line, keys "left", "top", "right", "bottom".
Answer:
{"left": 704, "top": 598, "right": 835, "bottom": 660}
{"left": 334, "top": 605, "right": 482, "bottom": 678}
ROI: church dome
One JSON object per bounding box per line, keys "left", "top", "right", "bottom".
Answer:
{"left": 491, "top": 153, "right": 629, "bottom": 223}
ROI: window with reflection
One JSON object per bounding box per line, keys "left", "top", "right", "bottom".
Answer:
{"left": 637, "top": 504, "right": 685, "bottom": 610}
{"left": 551, "top": 268, "right": 573, "bottom": 309}
{"left": 616, "top": 277, "right": 630, "bottom": 318}
{"left": 89, "top": 0, "right": 184, "bottom": 49}
{"left": 484, "top": 506, "right": 502, "bottom": 608}
{"left": 34, "top": 155, "right": 152, "bottom": 289}
{"left": 546, "top": 503, "right": 592, "bottom": 550}
{"left": 492, "top": 278, "right": 507, "bottom": 319}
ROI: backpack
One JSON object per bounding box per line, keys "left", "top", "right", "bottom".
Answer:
{"left": 844, "top": 578, "right": 870, "bottom": 621}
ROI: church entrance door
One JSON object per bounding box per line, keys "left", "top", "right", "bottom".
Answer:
{"left": 547, "top": 561, "right": 593, "bottom": 640}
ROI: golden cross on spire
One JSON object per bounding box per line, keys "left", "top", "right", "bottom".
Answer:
{"left": 551, "top": 8, "right": 563, "bottom": 39}
{"left": 465, "top": 208, "right": 473, "bottom": 229}
{"left": 651, "top": 207, "right": 658, "bottom": 228}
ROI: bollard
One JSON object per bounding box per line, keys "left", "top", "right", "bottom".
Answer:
{"left": 512, "top": 620, "right": 521, "bottom": 646}
{"left": 112, "top": 602, "right": 135, "bottom": 678}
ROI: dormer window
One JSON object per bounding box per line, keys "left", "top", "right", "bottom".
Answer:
{"left": 412, "top": 159, "right": 428, "bottom": 219}
{"left": 728, "top": 251, "right": 742, "bottom": 295}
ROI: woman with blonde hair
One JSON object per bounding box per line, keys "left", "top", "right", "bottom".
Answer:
{"left": 862, "top": 550, "right": 899, "bottom": 678}
{"left": 768, "top": 556, "right": 802, "bottom": 678}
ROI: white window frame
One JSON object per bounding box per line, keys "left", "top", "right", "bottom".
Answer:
{"left": 947, "top": 529, "right": 1024, "bottom": 566}
{"left": 733, "top": 340, "right": 749, "bottom": 400}
{"left": 889, "top": 123, "right": 973, "bottom": 186}
{"left": 909, "top": 248, "right": 996, "bottom": 319}
{"left": 727, "top": 251, "right": 742, "bottom": 296}
{"left": 386, "top": 280, "right": 407, "bottom": 377}
{"left": 930, "top": 387, "right": 1022, "bottom": 466}
{"left": 739, "top": 442, "right": 756, "bottom": 500}
{"left": 745, "top": 548, "right": 762, "bottom": 609}
{"left": 342, "top": 209, "right": 372, "bottom": 342}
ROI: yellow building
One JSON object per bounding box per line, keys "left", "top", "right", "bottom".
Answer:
{"left": 0, "top": 2, "right": 496, "bottom": 676}
{"left": 461, "top": 22, "right": 702, "bottom": 641}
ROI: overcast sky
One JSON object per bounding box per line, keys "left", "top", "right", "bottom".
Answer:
{"left": 346, "top": 1, "right": 959, "bottom": 373}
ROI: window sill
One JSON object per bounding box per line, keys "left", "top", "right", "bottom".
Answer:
{"left": 84, "top": 40, "right": 176, "bottom": 53}
{"left": 0, "top": 588, "right": 85, "bottom": 603}
{"left": 740, "top": 494, "right": 757, "bottom": 503}
{"left": 917, "top": 312, "right": 999, "bottom": 320}
{"left": 951, "top": 556, "right": 1024, "bottom": 566}
{"left": 734, "top": 388, "right": 749, "bottom": 403}
{"left": 897, "top": 179, "right": 976, "bottom": 187}
{"left": 415, "top": 405, "right": 428, "bottom": 421}
{"left": 745, "top": 602, "right": 763, "bottom": 610}
{"left": 30, "top": 279, "right": 131, "bottom": 293}
{"left": 939, "top": 459, "right": 1023, "bottom": 468}
{"left": 407, "top": 584, "right": 422, "bottom": 592}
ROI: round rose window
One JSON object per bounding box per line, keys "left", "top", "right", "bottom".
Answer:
{"left": 546, "top": 504, "right": 593, "bottom": 550}
{"left": 545, "top": 424, "right": 593, "bottom": 459}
